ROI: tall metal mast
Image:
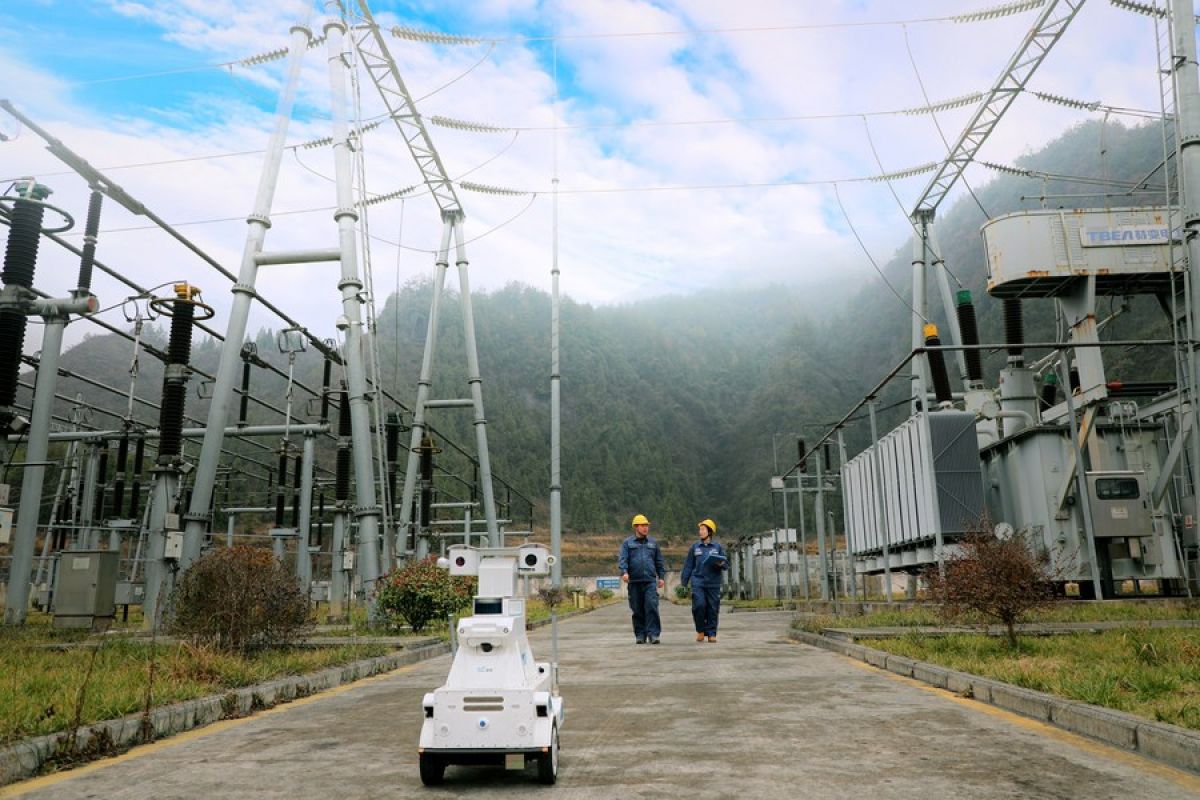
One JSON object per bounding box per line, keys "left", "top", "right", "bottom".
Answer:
{"left": 349, "top": 1, "right": 501, "bottom": 559}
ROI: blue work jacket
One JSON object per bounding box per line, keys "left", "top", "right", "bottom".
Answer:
{"left": 680, "top": 539, "right": 727, "bottom": 587}
{"left": 619, "top": 535, "right": 666, "bottom": 583}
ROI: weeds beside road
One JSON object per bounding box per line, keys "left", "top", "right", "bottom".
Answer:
{"left": 0, "top": 629, "right": 392, "bottom": 744}
{"left": 861, "top": 628, "right": 1200, "bottom": 732}
{"left": 797, "top": 600, "right": 1200, "bottom": 732}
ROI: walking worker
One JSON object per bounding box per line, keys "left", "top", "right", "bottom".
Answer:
{"left": 618, "top": 513, "right": 666, "bottom": 644}
{"left": 680, "top": 519, "right": 727, "bottom": 642}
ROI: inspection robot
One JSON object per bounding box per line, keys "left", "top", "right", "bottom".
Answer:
{"left": 419, "top": 543, "right": 564, "bottom": 786}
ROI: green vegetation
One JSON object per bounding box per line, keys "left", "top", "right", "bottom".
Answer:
{"left": 860, "top": 629, "right": 1200, "bottom": 731}
{"left": 0, "top": 636, "right": 391, "bottom": 743}
{"left": 796, "top": 601, "right": 1200, "bottom": 633}
{"left": 729, "top": 598, "right": 789, "bottom": 609}
{"left": 375, "top": 557, "right": 475, "bottom": 633}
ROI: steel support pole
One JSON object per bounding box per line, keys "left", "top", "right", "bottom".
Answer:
{"left": 142, "top": 470, "right": 178, "bottom": 630}
{"left": 330, "top": 511, "right": 347, "bottom": 620}
{"left": 838, "top": 430, "right": 858, "bottom": 602}
{"left": 4, "top": 316, "right": 66, "bottom": 624}
{"left": 76, "top": 443, "right": 100, "bottom": 550}
{"left": 868, "top": 399, "right": 893, "bottom": 603}
{"left": 815, "top": 454, "right": 831, "bottom": 601}
{"left": 910, "top": 227, "right": 928, "bottom": 410}
{"left": 180, "top": 24, "right": 311, "bottom": 567}
{"left": 33, "top": 440, "right": 73, "bottom": 588}
{"left": 771, "top": 498, "right": 783, "bottom": 600}
{"left": 780, "top": 485, "right": 793, "bottom": 602}
{"left": 549, "top": 191, "right": 562, "bottom": 588}
{"left": 295, "top": 433, "right": 315, "bottom": 588}
{"left": 1060, "top": 357, "right": 1106, "bottom": 599}
{"left": 929, "top": 225, "right": 968, "bottom": 387}
{"left": 1172, "top": 0, "right": 1200, "bottom": 549}
{"left": 796, "top": 475, "right": 811, "bottom": 600}
{"left": 452, "top": 222, "right": 500, "bottom": 545}
{"left": 397, "top": 221, "right": 452, "bottom": 560}
{"left": 226, "top": 513, "right": 235, "bottom": 548}
{"left": 325, "top": 20, "right": 383, "bottom": 601}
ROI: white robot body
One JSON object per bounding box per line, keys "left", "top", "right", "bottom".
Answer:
{"left": 418, "top": 544, "right": 564, "bottom": 786}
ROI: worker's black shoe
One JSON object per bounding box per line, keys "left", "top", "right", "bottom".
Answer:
{"left": 635, "top": 638, "right": 645, "bottom": 644}
{"left": 650, "top": 637, "right": 661, "bottom": 644}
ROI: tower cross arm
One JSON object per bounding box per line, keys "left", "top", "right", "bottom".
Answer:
{"left": 910, "top": 0, "right": 1087, "bottom": 220}
{"left": 349, "top": 2, "right": 464, "bottom": 218}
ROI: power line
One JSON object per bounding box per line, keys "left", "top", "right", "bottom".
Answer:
{"left": 831, "top": 182, "right": 926, "bottom": 323}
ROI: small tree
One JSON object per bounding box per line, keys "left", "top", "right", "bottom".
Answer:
{"left": 537, "top": 586, "right": 568, "bottom": 610}
{"left": 169, "top": 545, "right": 313, "bottom": 653}
{"left": 376, "top": 557, "right": 475, "bottom": 633}
{"left": 924, "top": 529, "right": 1057, "bottom": 648}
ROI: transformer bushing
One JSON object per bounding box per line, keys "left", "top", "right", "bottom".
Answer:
{"left": 0, "top": 183, "right": 49, "bottom": 425}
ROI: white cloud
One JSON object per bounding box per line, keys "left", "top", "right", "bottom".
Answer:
{"left": 0, "top": 0, "right": 1177, "bottom": 363}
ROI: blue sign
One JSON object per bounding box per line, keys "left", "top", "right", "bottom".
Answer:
{"left": 596, "top": 577, "right": 621, "bottom": 590}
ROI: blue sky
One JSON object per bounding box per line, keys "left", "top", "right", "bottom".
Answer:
{"left": 0, "top": 0, "right": 1181, "bottom": 351}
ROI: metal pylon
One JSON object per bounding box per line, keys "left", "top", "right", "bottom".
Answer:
{"left": 396, "top": 215, "right": 501, "bottom": 557}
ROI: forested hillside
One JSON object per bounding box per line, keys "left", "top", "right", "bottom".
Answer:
{"left": 32, "top": 118, "right": 1176, "bottom": 540}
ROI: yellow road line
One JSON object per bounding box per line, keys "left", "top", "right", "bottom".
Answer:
{"left": 846, "top": 658, "right": 1200, "bottom": 793}
{"left": 2, "top": 661, "right": 428, "bottom": 798}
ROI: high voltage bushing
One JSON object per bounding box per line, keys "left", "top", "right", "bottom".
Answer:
{"left": 75, "top": 189, "right": 103, "bottom": 297}
{"left": 150, "top": 283, "right": 212, "bottom": 464}
{"left": 335, "top": 387, "right": 351, "bottom": 502}
{"left": 1004, "top": 298, "right": 1024, "bottom": 365}
{"left": 291, "top": 452, "right": 301, "bottom": 528}
{"left": 385, "top": 411, "right": 401, "bottom": 507}
{"left": 275, "top": 449, "right": 289, "bottom": 526}
{"left": 955, "top": 289, "right": 984, "bottom": 383}
{"left": 111, "top": 434, "right": 129, "bottom": 516}
{"left": 129, "top": 436, "right": 145, "bottom": 518}
{"left": 93, "top": 445, "right": 110, "bottom": 522}
{"left": 798, "top": 439, "right": 807, "bottom": 473}
{"left": 0, "top": 182, "right": 49, "bottom": 417}
{"left": 924, "top": 323, "right": 954, "bottom": 406}
{"left": 320, "top": 358, "right": 333, "bottom": 422}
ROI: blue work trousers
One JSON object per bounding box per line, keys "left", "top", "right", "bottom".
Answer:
{"left": 691, "top": 584, "right": 721, "bottom": 637}
{"left": 627, "top": 581, "right": 661, "bottom": 640}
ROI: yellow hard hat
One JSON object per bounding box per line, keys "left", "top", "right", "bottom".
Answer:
{"left": 631, "top": 513, "right": 650, "bottom": 527}
{"left": 699, "top": 518, "right": 717, "bottom": 534}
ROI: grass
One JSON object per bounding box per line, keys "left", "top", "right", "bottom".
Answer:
{"left": 729, "top": 598, "right": 792, "bottom": 609}
{"left": 0, "top": 631, "right": 392, "bottom": 744}
{"left": 859, "top": 628, "right": 1200, "bottom": 731}
{"left": 795, "top": 600, "right": 1200, "bottom": 633}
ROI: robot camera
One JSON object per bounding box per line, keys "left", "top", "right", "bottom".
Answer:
{"left": 516, "top": 545, "right": 553, "bottom": 575}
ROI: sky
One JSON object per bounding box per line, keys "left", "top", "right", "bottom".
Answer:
{"left": 0, "top": 0, "right": 1180, "bottom": 354}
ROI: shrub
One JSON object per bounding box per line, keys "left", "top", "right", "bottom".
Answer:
{"left": 924, "top": 529, "right": 1058, "bottom": 648}
{"left": 537, "top": 586, "right": 568, "bottom": 609}
{"left": 596, "top": 588, "right": 614, "bottom": 600}
{"left": 674, "top": 585, "right": 691, "bottom": 599}
{"left": 376, "top": 557, "right": 475, "bottom": 633}
{"left": 169, "top": 545, "right": 312, "bottom": 653}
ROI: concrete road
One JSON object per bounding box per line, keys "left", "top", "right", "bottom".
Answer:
{"left": 8, "top": 602, "right": 1200, "bottom": 799}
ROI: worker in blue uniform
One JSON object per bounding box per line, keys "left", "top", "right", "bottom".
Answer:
{"left": 618, "top": 513, "right": 666, "bottom": 644}
{"left": 680, "top": 519, "right": 727, "bottom": 642}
